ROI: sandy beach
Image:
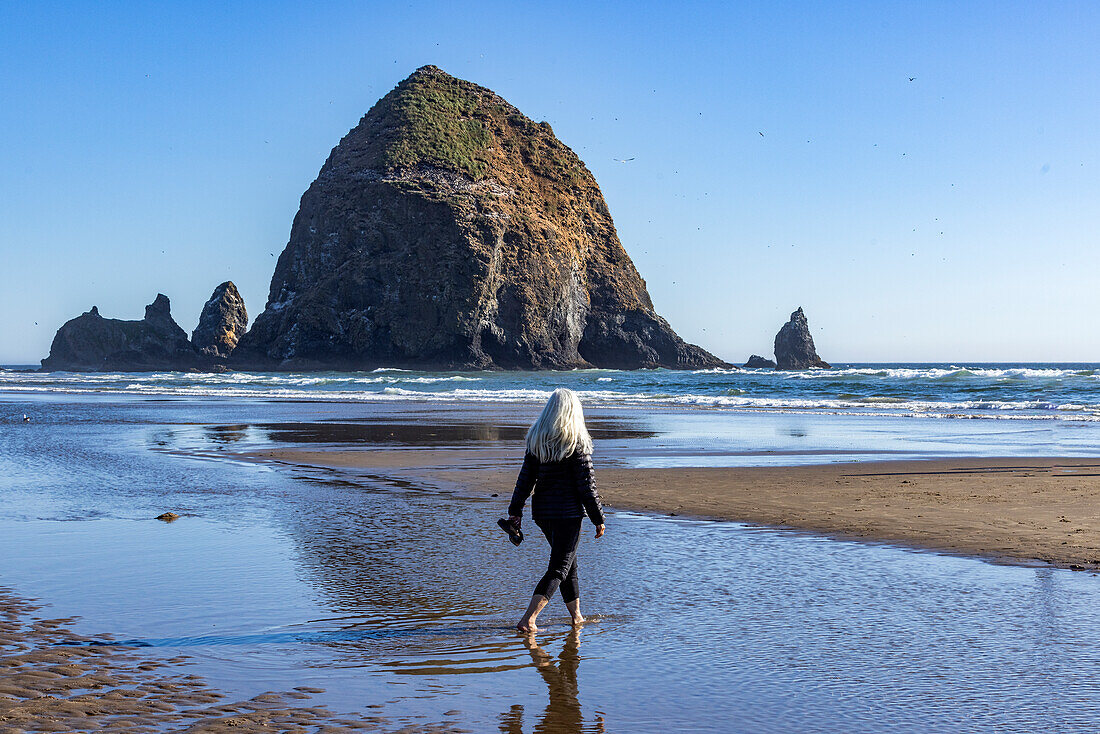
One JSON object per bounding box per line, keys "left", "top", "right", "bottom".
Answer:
{"left": 0, "top": 588, "right": 412, "bottom": 733}
{"left": 246, "top": 449, "right": 1100, "bottom": 570}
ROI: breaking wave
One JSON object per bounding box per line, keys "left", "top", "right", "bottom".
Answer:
{"left": 2, "top": 363, "right": 1099, "bottom": 422}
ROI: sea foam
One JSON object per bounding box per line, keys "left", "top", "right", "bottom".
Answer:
{"left": 3, "top": 364, "right": 1098, "bottom": 422}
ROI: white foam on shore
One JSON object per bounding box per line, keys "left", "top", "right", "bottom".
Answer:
{"left": 4, "top": 380, "right": 1099, "bottom": 421}
{"left": 4, "top": 363, "right": 1099, "bottom": 423}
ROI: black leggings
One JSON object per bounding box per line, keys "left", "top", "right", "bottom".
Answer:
{"left": 533, "top": 518, "right": 583, "bottom": 603}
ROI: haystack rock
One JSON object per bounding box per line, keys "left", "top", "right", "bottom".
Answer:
{"left": 192, "top": 281, "right": 248, "bottom": 358}
{"left": 234, "top": 65, "right": 726, "bottom": 370}
{"left": 773, "top": 307, "right": 830, "bottom": 370}
{"left": 41, "top": 294, "right": 201, "bottom": 371}
{"left": 743, "top": 354, "right": 777, "bottom": 369}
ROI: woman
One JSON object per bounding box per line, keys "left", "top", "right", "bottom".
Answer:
{"left": 507, "top": 388, "right": 606, "bottom": 633}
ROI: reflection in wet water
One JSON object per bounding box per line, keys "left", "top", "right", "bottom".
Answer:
{"left": 254, "top": 420, "right": 655, "bottom": 446}
{"left": 2, "top": 397, "right": 1100, "bottom": 732}
{"left": 503, "top": 628, "right": 606, "bottom": 734}
{"left": 203, "top": 423, "right": 250, "bottom": 444}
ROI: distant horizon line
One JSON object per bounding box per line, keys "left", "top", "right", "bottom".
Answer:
{"left": 2, "top": 361, "right": 1099, "bottom": 371}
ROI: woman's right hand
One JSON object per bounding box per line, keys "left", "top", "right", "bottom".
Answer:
{"left": 595, "top": 524, "right": 605, "bottom": 539}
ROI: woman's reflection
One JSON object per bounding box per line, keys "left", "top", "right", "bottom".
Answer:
{"left": 499, "top": 627, "right": 605, "bottom": 733}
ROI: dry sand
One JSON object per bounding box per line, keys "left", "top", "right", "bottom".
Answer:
{"left": 248, "top": 449, "right": 1100, "bottom": 570}
{"left": 0, "top": 586, "right": 462, "bottom": 734}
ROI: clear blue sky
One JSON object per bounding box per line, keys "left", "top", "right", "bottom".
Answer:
{"left": 2, "top": 1, "right": 1097, "bottom": 364}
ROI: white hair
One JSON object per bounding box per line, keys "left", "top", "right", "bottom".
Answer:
{"left": 525, "top": 388, "right": 593, "bottom": 462}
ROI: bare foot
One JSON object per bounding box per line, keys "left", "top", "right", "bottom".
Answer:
{"left": 516, "top": 619, "right": 538, "bottom": 633}
{"left": 570, "top": 615, "right": 586, "bottom": 626}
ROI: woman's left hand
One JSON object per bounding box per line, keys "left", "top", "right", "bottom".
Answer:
{"left": 595, "top": 524, "right": 605, "bottom": 539}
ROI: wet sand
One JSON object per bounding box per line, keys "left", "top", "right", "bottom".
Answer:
{"left": 248, "top": 449, "right": 1100, "bottom": 570}
{"left": 0, "top": 586, "right": 460, "bottom": 733}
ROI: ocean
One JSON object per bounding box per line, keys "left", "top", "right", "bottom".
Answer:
{"left": 4, "top": 363, "right": 1100, "bottom": 420}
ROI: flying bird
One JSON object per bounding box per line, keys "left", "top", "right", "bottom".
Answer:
{"left": 758, "top": 131, "right": 764, "bottom": 137}
{"left": 908, "top": 77, "right": 916, "bottom": 82}
{"left": 615, "top": 157, "right": 635, "bottom": 163}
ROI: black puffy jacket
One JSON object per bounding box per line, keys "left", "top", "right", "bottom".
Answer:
{"left": 508, "top": 451, "right": 605, "bottom": 525}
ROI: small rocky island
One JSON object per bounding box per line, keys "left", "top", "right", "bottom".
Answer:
{"left": 743, "top": 354, "right": 777, "bottom": 369}
{"left": 774, "top": 307, "right": 830, "bottom": 369}
{"left": 742, "top": 307, "right": 830, "bottom": 370}
{"left": 41, "top": 285, "right": 247, "bottom": 372}
{"left": 41, "top": 295, "right": 202, "bottom": 372}
{"left": 192, "top": 282, "right": 248, "bottom": 358}
{"left": 42, "top": 66, "right": 725, "bottom": 372}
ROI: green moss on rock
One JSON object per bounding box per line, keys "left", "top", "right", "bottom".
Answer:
{"left": 379, "top": 73, "right": 494, "bottom": 178}
{"left": 337, "top": 65, "right": 585, "bottom": 187}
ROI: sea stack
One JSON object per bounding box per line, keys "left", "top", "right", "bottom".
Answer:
{"left": 234, "top": 65, "right": 725, "bottom": 370}
{"left": 41, "top": 294, "right": 201, "bottom": 371}
{"left": 192, "top": 282, "right": 248, "bottom": 358}
{"left": 773, "top": 307, "right": 830, "bottom": 370}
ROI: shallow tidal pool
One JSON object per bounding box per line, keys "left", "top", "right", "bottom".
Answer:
{"left": 1, "top": 396, "right": 1099, "bottom": 732}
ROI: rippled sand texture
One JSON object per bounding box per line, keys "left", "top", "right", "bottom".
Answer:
{"left": 0, "top": 588, "right": 407, "bottom": 733}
